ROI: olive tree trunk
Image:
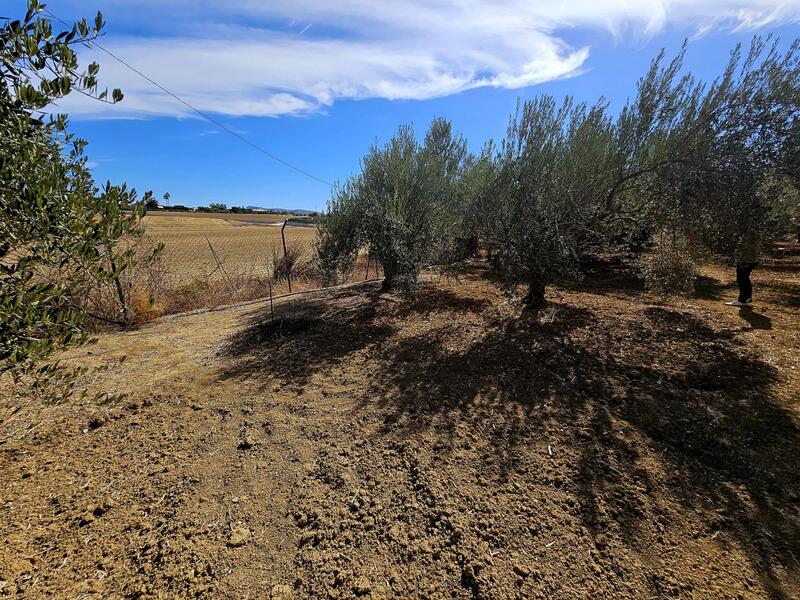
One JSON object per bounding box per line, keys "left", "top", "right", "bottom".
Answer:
{"left": 522, "top": 277, "right": 547, "bottom": 309}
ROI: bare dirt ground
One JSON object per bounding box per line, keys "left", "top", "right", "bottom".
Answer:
{"left": 1, "top": 257, "right": 799, "bottom": 599}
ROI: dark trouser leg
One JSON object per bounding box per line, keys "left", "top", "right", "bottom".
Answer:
{"left": 736, "top": 263, "right": 755, "bottom": 302}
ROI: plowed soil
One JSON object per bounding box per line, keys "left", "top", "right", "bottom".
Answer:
{"left": 1, "top": 257, "right": 799, "bottom": 599}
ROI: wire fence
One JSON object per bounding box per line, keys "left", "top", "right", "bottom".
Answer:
{"left": 136, "top": 221, "right": 382, "bottom": 317}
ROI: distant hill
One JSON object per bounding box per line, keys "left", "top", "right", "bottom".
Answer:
{"left": 246, "top": 206, "right": 316, "bottom": 215}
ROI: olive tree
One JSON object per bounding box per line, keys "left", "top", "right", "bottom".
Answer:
{"left": 418, "top": 118, "right": 470, "bottom": 263}
{"left": 0, "top": 2, "right": 158, "bottom": 402}
{"left": 318, "top": 36, "right": 799, "bottom": 303}
{"left": 439, "top": 140, "right": 496, "bottom": 262}
{"left": 488, "top": 36, "right": 800, "bottom": 299}
{"left": 483, "top": 97, "right": 614, "bottom": 307}
{"left": 607, "top": 37, "right": 800, "bottom": 279}
{"left": 317, "top": 119, "right": 477, "bottom": 292}
{"left": 314, "top": 178, "right": 363, "bottom": 284}
{"left": 692, "top": 38, "right": 800, "bottom": 256}
{"left": 356, "top": 124, "right": 433, "bottom": 290}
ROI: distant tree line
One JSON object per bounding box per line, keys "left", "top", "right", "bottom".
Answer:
{"left": 145, "top": 200, "right": 320, "bottom": 216}
{"left": 317, "top": 37, "right": 800, "bottom": 306}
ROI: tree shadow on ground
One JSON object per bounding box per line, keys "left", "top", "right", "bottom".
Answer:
{"left": 760, "top": 280, "right": 800, "bottom": 308}
{"left": 216, "top": 284, "right": 394, "bottom": 389}
{"left": 215, "top": 269, "right": 799, "bottom": 597}
{"left": 391, "top": 284, "right": 491, "bottom": 318}
{"left": 216, "top": 283, "right": 491, "bottom": 391}
{"left": 568, "top": 254, "right": 647, "bottom": 297}
{"left": 694, "top": 274, "right": 732, "bottom": 300}
{"left": 356, "top": 295, "right": 799, "bottom": 598}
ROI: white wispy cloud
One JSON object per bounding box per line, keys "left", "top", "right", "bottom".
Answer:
{"left": 56, "top": 0, "right": 800, "bottom": 119}
{"left": 85, "top": 157, "right": 115, "bottom": 169}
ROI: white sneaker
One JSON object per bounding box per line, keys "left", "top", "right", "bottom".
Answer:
{"left": 725, "top": 300, "right": 746, "bottom": 307}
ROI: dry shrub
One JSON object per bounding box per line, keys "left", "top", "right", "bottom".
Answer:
{"left": 158, "top": 272, "right": 314, "bottom": 315}
{"left": 36, "top": 235, "right": 167, "bottom": 331}
{"left": 81, "top": 280, "right": 162, "bottom": 328}
{"left": 314, "top": 249, "right": 382, "bottom": 287}
{"left": 159, "top": 275, "right": 263, "bottom": 314}
{"left": 269, "top": 243, "right": 313, "bottom": 284}
{"left": 639, "top": 231, "right": 705, "bottom": 296}
{"left": 71, "top": 236, "right": 381, "bottom": 322}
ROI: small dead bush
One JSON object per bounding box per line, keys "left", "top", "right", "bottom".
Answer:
{"left": 270, "top": 243, "right": 311, "bottom": 284}
{"left": 66, "top": 235, "right": 167, "bottom": 329}
{"left": 639, "top": 231, "right": 705, "bottom": 297}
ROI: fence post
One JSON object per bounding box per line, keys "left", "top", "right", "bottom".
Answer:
{"left": 281, "top": 219, "right": 292, "bottom": 293}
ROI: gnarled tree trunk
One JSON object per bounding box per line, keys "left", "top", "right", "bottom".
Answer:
{"left": 522, "top": 277, "right": 546, "bottom": 309}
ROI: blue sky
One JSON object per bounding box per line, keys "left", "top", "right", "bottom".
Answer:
{"left": 44, "top": 1, "right": 800, "bottom": 211}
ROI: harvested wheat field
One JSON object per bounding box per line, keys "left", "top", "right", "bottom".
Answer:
{"left": 143, "top": 212, "right": 293, "bottom": 227}
{"left": 142, "top": 213, "right": 318, "bottom": 283}
{"left": 1, "top": 257, "right": 799, "bottom": 599}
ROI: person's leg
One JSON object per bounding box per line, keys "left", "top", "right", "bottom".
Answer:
{"left": 738, "top": 263, "right": 754, "bottom": 302}
{"left": 735, "top": 264, "right": 747, "bottom": 302}
{"left": 747, "top": 263, "right": 758, "bottom": 301}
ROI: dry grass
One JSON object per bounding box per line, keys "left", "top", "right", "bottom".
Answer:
{"left": 143, "top": 213, "right": 318, "bottom": 283}
{"left": 144, "top": 211, "right": 292, "bottom": 226}
{"left": 150, "top": 228, "right": 317, "bottom": 282}
{"left": 139, "top": 212, "right": 321, "bottom": 316}
{"left": 103, "top": 213, "right": 382, "bottom": 320}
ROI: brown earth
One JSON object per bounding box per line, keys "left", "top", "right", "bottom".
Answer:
{"left": 1, "top": 258, "right": 799, "bottom": 599}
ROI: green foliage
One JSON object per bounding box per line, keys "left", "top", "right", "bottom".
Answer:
{"left": 610, "top": 37, "right": 800, "bottom": 261}
{"left": 314, "top": 180, "right": 363, "bottom": 285}
{"left": 483, "top": 36, "right": 800, "bottom": 303}
{"left": 0, "top": 2, "right": 158, "bottom": 402}
{"left": 418, "top": 118, "right": 468, "bottom": 263}
{"left": 451, "top": 142, "right": 496, "bottom": 259}
{"left": 357, "top": 124, "right": 435, "bottom": 291}
{"left": 197, "top": 202, "right": 228, "bottom": 213}
{"left": 695, "top": 39, "right": 800, "bottom": 255}
{"left": 320, "top": 36, "right": 798, "bottom": 303}
{"left": 316, "top": 119, "right": 488, "bottom": 291}
{"left": 484, "top": 97, "right": 614, "bottom": 306}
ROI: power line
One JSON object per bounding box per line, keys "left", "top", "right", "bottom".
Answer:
{"left": 43, "top": 8, "right": 334, "bottom": 188}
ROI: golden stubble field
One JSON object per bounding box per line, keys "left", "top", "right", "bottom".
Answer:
{"left": 142, "top": 212, "right": 318, "bottom": 282}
